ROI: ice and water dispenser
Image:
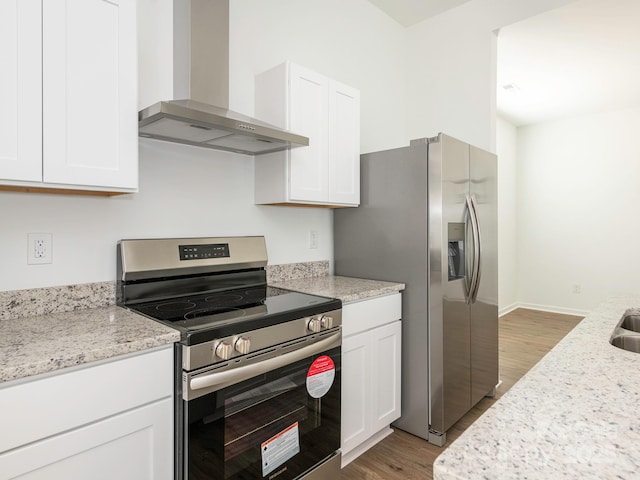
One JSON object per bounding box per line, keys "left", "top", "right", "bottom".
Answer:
{"left": 447, "top": 223, "right": 465, "bottom": 281}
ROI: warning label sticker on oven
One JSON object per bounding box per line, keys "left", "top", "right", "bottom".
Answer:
{"left": 261, "top": 422, "right": 300, "bottom": 477}
{"left": 306, "top": 355, "right": 335, "bottom": 398}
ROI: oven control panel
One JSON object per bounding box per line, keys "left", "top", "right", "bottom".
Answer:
{"left": 182, "top": 309, "right": 343, "bottom": 371}
{"left": 179, "top": 243, "right": 230, "bottom": 260}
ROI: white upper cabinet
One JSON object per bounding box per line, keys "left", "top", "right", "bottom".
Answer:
{"left": 42, "top": 0, "right": 138, "bottom": 190}
{"left": 328, "top": 80, "right": 360, "bottom": 205}
{"left": 255, "top": 62, "right": 360, "bottom": 207}
{"left": 0, "top": 0, "right": 42, "bottom": 182}
{"left": 288, "top": 66, "right": 329, "bottom": 202}
{"left": 0, "top": 0, "right": 138, "bottom": 194}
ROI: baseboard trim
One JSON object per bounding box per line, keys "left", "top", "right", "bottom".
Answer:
{"left": 341, "top": 426, "right": 394, "bottom": 468}
{"left": 509, "top": 302, "right": 589, "bottom": 317}
{"left": 498, "top": 303, "right": 519, "bottom": 317}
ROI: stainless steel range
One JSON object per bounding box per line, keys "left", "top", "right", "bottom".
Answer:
{"left": 116, "top": 236, "right": 342, "bottom": 480}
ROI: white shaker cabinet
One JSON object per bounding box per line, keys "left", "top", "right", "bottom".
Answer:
{"left": 0, "top": 0, "right": 138, "bottom": 194}
{"left": 341, "top": 293, "right": 402, "bottom": 467}
{"left": 255, "top": 62, "right": 360, "bottom": 207}
{"left": 0, "top": 346, "right": 173, "bottom": 479}
{"left": 0, "top": 0, "right": 42, "bottom": 182}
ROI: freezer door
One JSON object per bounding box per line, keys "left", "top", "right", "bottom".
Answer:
{"left": 429, "top": 134, "right": 472, "bottom": 434}
{"left": 469, "top": 145, "right": 499, "bottom": 406}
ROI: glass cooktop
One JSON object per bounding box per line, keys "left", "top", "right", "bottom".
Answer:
{"left": 127, "top": 285, "right": 341, "bottom": 344}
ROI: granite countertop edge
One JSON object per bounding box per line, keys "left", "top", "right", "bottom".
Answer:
{"left": 269, "top": 275, "right": 405, "bottom": 303}
{"left": 433, "top": 294, "right": 640, "bottom": 480}
{"left": 0, "top": 274, "right": 402, "bottom": 385}
{"left": 0, "top": 305, "right": 180, "bottom": 385}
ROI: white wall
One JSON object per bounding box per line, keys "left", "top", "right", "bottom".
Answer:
{"left": 405, "top": 0, "right": 575, "bottom": 152}
{"left": 0, "top": 0, "right": 407, "bottom": 292}
{"left": 406, "top": 10, "right": 497, "bottom": 150}
{"left": 137, "top": 0, "right": 174, "bottom": 110}
{"left": 2, "top": 0, "right": 585, "bottom": 295}
{"left": 517, "top": 107, "right": 640, "bottom": 314}
{"left": 401, "top": 0, "right": 577, "bottom": 316}
{"left": 496, "top": 116, "right": 518, "bottom": 314}
{"left": 228, "top": 0, "right": 408, "bottom": 154}
{"left": 0, "top": 141, "right": 332, "bottom": 292}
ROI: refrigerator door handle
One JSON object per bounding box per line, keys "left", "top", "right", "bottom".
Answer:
{"left": 465, "top": 194, "right": 480, "bottom": 304}
{"left": 470, "top": 194, "right": 482, "bottom": 303}
{"left": 463, "top": 195, "right": 473, "bottom": 303}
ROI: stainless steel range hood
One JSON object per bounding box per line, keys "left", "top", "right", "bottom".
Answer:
{"left": 138, "top": 0, "right": 308, "bottom": 155}
{"left": 139, "top": 100, "right": 308, "bottom": 155}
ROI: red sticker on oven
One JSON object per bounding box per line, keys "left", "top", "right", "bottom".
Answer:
{"left": 306, "top": 355, "right": 335, "bottom": 398}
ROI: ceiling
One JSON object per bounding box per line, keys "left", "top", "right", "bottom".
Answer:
{"left": 497, "top": 0, "right": 640, "bottom": 126}
{"left": 367, "top": 0, "right": 472, "bottom": 27}
{"left": 368, "top": 0, "right": 640, "bottom": 126}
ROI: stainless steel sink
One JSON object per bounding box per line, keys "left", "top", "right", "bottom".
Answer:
{"left": 610, "top": 334, "right": 640, "bottom": 353}
{"left": 610, "top": 310, "right": 640, "bottom": 353}
{"left": 620, "top": 314, "right": 640, "bottom": 333}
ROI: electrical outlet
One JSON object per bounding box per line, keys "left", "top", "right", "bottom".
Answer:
{"left": 28, "top": 233, "right": 53, "bottom": 265}
{"left": 572, "top": 284, "right": 581, "bottom": 294}
{"left": 309, "top": 230, "right": 319, "bottom": 249}
{"left": 34, "top": 239, "right": 46, "bottom": 258}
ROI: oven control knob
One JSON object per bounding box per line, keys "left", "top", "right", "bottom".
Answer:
{"left": 235, "top": 337, "right": 251, "bottom": 355}
{"left": 307, "top": 317, "right": 322, "bottom": 333}
{"left": 215, "top": 341, "right": 233, "bottom": 360}
{"left": 321, "top": 315, "right": 333, "bottom": 329}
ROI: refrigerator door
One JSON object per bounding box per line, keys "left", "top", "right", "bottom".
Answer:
{"left": 429, "top": 134, "right": 472, "bottom": 434}
{"left": 469, "top": 145, "right": 499, "bottom": 406}
{"left": 334, "top": 133, "right": 498, "bottom": 446}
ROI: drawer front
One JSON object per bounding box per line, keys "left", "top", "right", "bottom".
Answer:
{"left": 0, "top": 346, "right": 173, "bottom": 453}
{"left": 342, "top": 293, "right": 401, "bottom": 337}
{"left": 0, "top": 398, "right": 173, "bottom": 480}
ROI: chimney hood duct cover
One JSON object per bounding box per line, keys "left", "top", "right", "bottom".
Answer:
{"left": 137, "top": 1, "right": 308, "bottom": 156}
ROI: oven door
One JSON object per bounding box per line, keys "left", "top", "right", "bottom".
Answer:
{"left": 181, "top": 330, "right": 341, "bottom": 480}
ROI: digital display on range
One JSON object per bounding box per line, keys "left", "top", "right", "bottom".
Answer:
{"left": 179, "top": 243, "right": 230, "bottom": 260}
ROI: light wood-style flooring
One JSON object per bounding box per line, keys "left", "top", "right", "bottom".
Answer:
{"left": 341, "top": 308, "right": 583, "bottom": 480}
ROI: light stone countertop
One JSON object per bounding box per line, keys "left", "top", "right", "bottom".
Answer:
{"left": 433, "top": 295, "right": 640, "bottom": 480}
{"left": 0, "top": 306, "right": 179, "bottom": 384}
{"left": 0, "top": 269, "right": 399, "bottom": 385}
{"left": 269, "top": 275, "right": 405, "bottom": 303}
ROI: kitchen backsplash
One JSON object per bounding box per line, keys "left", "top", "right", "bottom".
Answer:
{"left": 266, "top": 260, "right": 329, "bottom": 283}
{"left": 0, "top": 261, "right": 329, "bottom": 321}
{"left": 0, "top": 282, "right": 115, "bottom": 322}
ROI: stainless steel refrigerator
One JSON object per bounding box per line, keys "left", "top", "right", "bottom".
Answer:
{"left": 334, "top": 133, "right": 498, "bottom": 446}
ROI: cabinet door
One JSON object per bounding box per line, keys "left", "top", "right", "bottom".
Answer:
{"left": 0, "top": 0, "right": 42, "bottom": 182}
{"left": 288, "top": 64, "right": 329, "bottom": 202}
{"left": 370, "top": 320, "right": 402, "bottom": 432}
{"left": 42, "top": 0, "right": 137, "bottom": 189}
{"left": 0, "top": 399, "right": 173, "bottom": 480}
{"left": 328, "top": 80, "right": 360, "bottom": 205}
{"left": 341, "top": 332, "right": 371, "bottom": 455}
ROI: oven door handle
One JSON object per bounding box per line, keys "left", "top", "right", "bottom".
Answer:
{"left": 189, "top": 331, "right": 341, "bottom": 395}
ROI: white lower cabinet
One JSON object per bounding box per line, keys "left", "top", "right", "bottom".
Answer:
{"left": 0, "top": 346, "right": 173, "bottom": 480}
{"left": 341, "top": 294, "right": 402, "bottom": 467}
{"left": 0, "top": 399, "right": 171, "bottom": 480}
